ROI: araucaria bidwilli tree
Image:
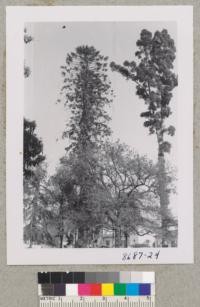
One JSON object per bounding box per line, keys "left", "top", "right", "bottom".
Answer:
{"left": 59, "top": 46, "right": 113, "bottom": 246}
{"left": 111, "top": 29, "right": 178, "bottom": 246}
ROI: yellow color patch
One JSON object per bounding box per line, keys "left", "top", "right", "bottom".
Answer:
{"left": 102, "top": 283, "right": 114, "bottom": 296}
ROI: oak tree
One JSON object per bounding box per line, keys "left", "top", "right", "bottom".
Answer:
{"left": 99, "top": 141, "right": 160, "bottom": 247}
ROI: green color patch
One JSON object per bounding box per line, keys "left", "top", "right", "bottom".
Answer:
{"left": 114, "top": 283, "right": 126, "bottom": 296}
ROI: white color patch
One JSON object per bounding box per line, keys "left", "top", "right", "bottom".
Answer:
{"left": 66, "top": 284, "right": 78, "bottom": 296}
{"left": 142, "top": 272, "right": 155, "bottom": 284}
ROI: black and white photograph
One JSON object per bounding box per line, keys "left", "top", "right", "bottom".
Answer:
{"left": 6, "top": 6, "right": 193, "bottom": 264}
{"left": 23, "top": 21, "right": 178, "bottom": 249}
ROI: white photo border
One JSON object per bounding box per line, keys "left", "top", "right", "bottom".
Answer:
{"left": 6, "top": 5, "right": 193, "bottom": 265}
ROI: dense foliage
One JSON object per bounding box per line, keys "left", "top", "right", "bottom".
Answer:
{"left": 24, "top": 118, "right": 45, "bottom": 178}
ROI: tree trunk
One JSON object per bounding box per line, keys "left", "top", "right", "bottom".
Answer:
{"left": 157, "top": 151, "right": 169, "bottom": 247}
{"left": 124, "top": 232, "right": 129, "bottom": 248}
{"left": 115, "top": 227, "right": 121, "bottom": 247}
{"left": 29, "top": 219, "right": 33, "bottom": 248}
{"left": 59, "top": 202, "right": 65, "bottom": 248}
{"left": 76, "top": 227, "right": 87, "bottom": 247}
{"left": 29, "top": 201, "right": 36, "bottom": 248}
{"left": 59, "top": 235, "right": 63, "bottom": 248}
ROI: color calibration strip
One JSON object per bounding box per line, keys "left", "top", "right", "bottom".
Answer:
{"left": 39, "top": 282, "right": 153, "bottom": 297}
{"left": 38, "top": 271, "right": 155, "bottom": 284}
{"left": 38, "top": 272, "right": 155, "bottom": 305}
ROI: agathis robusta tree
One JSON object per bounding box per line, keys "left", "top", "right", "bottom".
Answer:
{"left": 111, "top": 29, "right": 178, "bottom": 246}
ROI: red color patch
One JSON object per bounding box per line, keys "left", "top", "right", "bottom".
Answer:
{"left": 90, "top": 284, "right": 102, "bottom": 296}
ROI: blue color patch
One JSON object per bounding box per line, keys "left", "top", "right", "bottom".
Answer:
{"left": 139, "top": 283, "right": 151, "bottom": 296}
{"left": 126, "top": 283, "right": 139, "bottom": 296}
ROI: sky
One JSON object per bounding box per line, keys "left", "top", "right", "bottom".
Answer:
{"left": 24, "top": 21, "right": 177, "bottom": 177}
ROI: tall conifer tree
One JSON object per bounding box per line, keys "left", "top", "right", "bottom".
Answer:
{"left": 111, "top": 29, "right": 178, "bottom": 245}
{"left": 60, "top": 46, "right": 113, "bottom": 246}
